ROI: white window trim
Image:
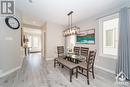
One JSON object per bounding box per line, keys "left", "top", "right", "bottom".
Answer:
{"left": 99, "top": 13, "right": 119, "bottom": 59}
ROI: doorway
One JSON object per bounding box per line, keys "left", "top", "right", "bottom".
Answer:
{"left": 23, "top": 28, "right": 42, "bottom": 54}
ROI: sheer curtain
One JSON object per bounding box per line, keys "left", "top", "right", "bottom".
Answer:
{"left": 116, "top": 7, "right": 130, "bottom": 79}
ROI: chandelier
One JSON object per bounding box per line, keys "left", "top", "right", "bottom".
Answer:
{"left": 63, "top": 11, "right": 80, "bottom": 36}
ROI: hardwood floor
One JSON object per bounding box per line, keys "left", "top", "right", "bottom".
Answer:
{"left": 0, "top": 53, "right": 129, "bottom": 87}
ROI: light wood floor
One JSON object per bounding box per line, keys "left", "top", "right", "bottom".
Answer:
{"left": 0, "top": 53, "right": 129, "bottom": 87}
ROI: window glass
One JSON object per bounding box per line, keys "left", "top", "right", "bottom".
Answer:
{"left": 33, "top": 36, "right": 39, "bottom": 48}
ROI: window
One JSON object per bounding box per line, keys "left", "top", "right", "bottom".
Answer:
{"left": 27, "top": 35, "right": 40, "bottom": 48}
{"left": 105, "top": 29, "right": 114, "bottom": 47}
{"left": 99, "top": 14, "right": 119, "bottom": 56}
{"left": 66, "top": 35, "right": 76, "bottom": 52}
{"left": 33, "top": 36, "right": 39, "bottom": 48}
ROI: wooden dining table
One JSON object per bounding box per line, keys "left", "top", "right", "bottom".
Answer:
{"left": 65, "top": 53, "right": 86, "bottom": 64}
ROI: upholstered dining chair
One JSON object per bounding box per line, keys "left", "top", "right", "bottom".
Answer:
{"left": 76, "top": 50, "right": 97, "bottom": 85}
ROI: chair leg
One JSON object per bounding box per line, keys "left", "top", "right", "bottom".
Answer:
{"left": 92, "top": 67, "right": 95, "bottom": 79}
{"left": 87, "top": 71, "right": 90, "bottom": 85}
{"left": 82, "top": 68, "right": 83, "bottom": 73}
{"left": 72, "top": 69, "right": 73, "bottom": 74}
{"left": 76, "top": 67, "right": 78, "bottom": 78}
{"left": 62, "top": 65, "right": 64, "bottom": 68}
{"left": 70, "top": 69, "right": 73, "bottom": 82}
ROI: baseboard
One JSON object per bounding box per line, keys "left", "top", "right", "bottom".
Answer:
{"left": 0, "top": 66, "right": 21, "bottom": 78}
{"left": 30, "top": 51, "right": 41, "bottom": 53}
{"left": 95, "top": 65, "right": 116, "bottom": 81}
{"left": 95, "top": 65, "right": 115, "bottom": 74}
{"left": 0, "top": 56, "right": 25, "bottom": 78}
{"left": 46, "top": 57, "right": 54, "bottom": 61}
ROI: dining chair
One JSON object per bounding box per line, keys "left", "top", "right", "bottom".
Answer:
{"left": 54, "top": 46, "right": 66, "bottom": 68}
{"left": 81, "top": 47, "right": 89, "bottom": 57}
{"left": 57, "top": 46, "right": 65, "bottom": 58}
{"left": 68, "top": 46, "right": 80, "bottom": 63}
{"left": 80, "top": 47, "right": 89, "bottom": 62}
{"left": 76, "top": 50, "right": 97, "bottom": 85}
{"left": 74, "top": 46, "right": 80, "bottom": 55}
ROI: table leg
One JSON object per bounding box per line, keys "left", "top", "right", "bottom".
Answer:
{"left": 70, "top": 69, "right": 72, "bottom": 82}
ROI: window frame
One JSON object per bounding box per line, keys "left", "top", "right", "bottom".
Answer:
{"left": 99, "top": 13, "right": 119, "bottom": 59}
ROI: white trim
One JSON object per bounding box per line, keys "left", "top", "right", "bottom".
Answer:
{"left": 0, "top": 54, "right": 25, "bottom": 78}
{"left": 98, "top": 55, "right": 117, "bottom": 60}
{"left": 0, "top": 66, "right": 21, "bottom": 78}
{"left": 46, "top": 57, "right": 54, "bottom": 61}
{"left": 99, "top": 13, "right": 119, "bottom": 58}
{"left": 95, "top": 65, "right": 115, "bottom": 74}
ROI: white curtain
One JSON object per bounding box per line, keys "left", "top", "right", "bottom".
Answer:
{"left": 116, "top": 7, "right": 130, "bottom": 79}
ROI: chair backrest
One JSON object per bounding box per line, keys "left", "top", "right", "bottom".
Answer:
{"left": 87, "top": 50, "right": 96, "bottom": 69}
{"left": 81, "top": 47, "right": 89, "bottom": 57}
{"left": 57, "top": 46, "right": 64, "bottom": 57}
{"left": 74, "top": 46, "right": 80, "bottom": 55}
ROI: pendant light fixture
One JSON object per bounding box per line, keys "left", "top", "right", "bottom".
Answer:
{"left": 63, "top": 11, "right": 80, "bottom": 36}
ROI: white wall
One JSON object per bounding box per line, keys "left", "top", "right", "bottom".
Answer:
{"left": 75, "top": 18, "right": 98, "bottom": 50}
{"left": 46, "top": 22, "right": 64, "bottom": 60}
{"left": 0, "top": 11, "right": 22, "bottom": 77}
{"left": 75, "top": 4, "right": 130, "bottom": 74}
{"left": 76, "top": 18, "right": 117, "bottom": 74}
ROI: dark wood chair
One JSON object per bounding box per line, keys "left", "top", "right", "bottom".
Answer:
{"left": 79, "top": 47, "right": 89, "bottom": 62}
{"left": 57, "top": 46, "right": 66, "bottom": 58}
{"left": 74, "top": 46, "right": 80, "bottom": 55}
{"left": 81, "top": 47, "right": 89, "bottom": 57}
{"left": 54, "top": 46, "right": 78, "bottom": 82}
{"left": 76, "top": 50, "right": 96, "bottom": 85}
{"left": 54, "top": 46, "right": 66, "bottom": 67}
{"left": 67, "top": 46, "right": 80, "bottom": 63}
{"left": 54, "top": 58, "right": 78, "bottom": 82}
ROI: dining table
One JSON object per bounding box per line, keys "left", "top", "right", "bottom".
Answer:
{"left": 65, "top": 53, "right": 86, "bottom": 64}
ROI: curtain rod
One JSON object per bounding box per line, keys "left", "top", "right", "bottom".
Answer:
{"left": 96, "top": 6, "right": 130, "bottom": 20}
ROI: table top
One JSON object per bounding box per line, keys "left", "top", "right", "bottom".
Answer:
{"left": 66, "top": 53, "right": 86, "bottom": 61}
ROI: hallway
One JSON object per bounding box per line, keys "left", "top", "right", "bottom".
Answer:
{"left": 0, "top": 53, "right": 118, "bottom": 87}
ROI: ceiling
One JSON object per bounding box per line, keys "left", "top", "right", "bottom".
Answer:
{"left": 16, "top": 0, "right": 129, "bottom": 26}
